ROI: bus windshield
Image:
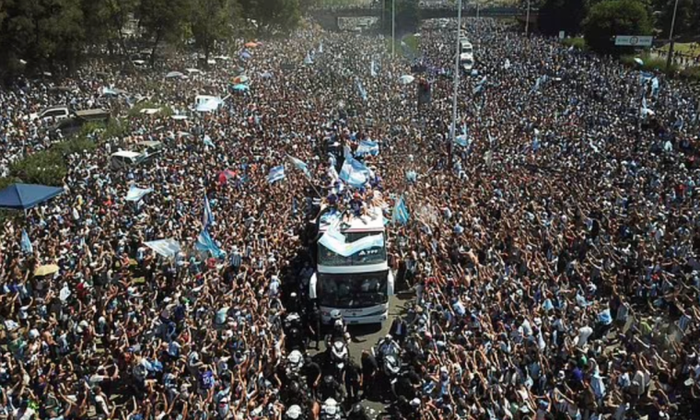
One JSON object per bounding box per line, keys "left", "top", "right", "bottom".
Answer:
{"left": 318, "top": 231, "right": 387, "bottom": 266}
{"left": 318, "top": 271, "right": 388, "bottom": 308}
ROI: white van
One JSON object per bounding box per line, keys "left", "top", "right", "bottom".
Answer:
{"left": 110, "top": 151, "right": 143, "bottom": 170}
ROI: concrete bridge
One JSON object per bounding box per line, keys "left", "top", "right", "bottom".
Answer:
{"left": 311, "top": 6, "right": 538, "bottom": 30}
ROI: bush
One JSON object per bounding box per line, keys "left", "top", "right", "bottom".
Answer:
{"left": 621, "top": 54, "right": 679, "bottom": 73}
{"left": 562, "top": 37, "right": 586, "bottom": 50}
{"left": 10, "top": 150, "right": 67, "bottom": 186}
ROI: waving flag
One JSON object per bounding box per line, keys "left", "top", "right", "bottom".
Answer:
{"left": 125, "top": 185, "right": 153, "bottom": 202}
{"left": 370, "top": 60, "right": 377, "bottom": 77}
{"left": 406, "top": 170, "right": 417, "bottom": 183}
{"left": 288, "top": 155, "right": 311, "bottom": 179}
{"left": 392, "top": 195, "right": 410, "bottom": 225}
{"left": 266, "top": 166, "right": 286, "bottom": 184}
{"left": 20, "top": 229, "right": 33, "bottom": 254}
{"left": 355, "top": 140, "right": 379, "bottom": 157}
{"left": 319, "top": 41, "right": 323, "bottom": 53}
{"left": 532, "top": 129, "right": 541, "bottom": 153}
{"left": 196, "top": 228, "right": 225, "bottom": 258}
{"left": 203, "top": 194, "right": 214, "bottom": 228}
{"left": 651, "top": 77, "right": 660, "bottom": 98}
{"left": 356, "top": 79, "right": 367, "bottom": 101}
{"left": 455, "top": 123, "right": 469, "bottom": 147}
{"left": 203, "top": 134, "right": 215, "bottom": 148}
{"left": 339, "top": 155, "right": 373, "bottom": 189}
{"left": 304, "top": 53, "right": 314, "bottom": 65}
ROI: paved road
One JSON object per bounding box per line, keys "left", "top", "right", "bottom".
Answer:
{"left": 310, "top": 293, "right": 413, "bottom": 418}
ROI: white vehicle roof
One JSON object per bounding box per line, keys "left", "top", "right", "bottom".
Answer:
{"left": 319, "top": 206, "right": 384, "bottom": 233}
{"left": 111, "top": 151, "right": 141, "bottom": 159}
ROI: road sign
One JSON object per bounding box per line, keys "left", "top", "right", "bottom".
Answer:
{"left": 615, "top": 35, "right": 653, "bottom": 47}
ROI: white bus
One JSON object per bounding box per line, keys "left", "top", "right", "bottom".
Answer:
{"left": 309, "top": 207, "right": 394, "bottom": 325}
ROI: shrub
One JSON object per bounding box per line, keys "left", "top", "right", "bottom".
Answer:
{"left": 621, "top": 54, "right": 679, "bottom": 73}
{"left": 10, "top": 150, "right": 67, "bottom": 186}
{"left": 562, "top": 37, "right": 586, "bottom": 50}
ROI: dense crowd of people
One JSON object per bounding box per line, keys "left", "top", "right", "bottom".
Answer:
{"left": 0, "top": 16, "right": 699, "bottom": 420}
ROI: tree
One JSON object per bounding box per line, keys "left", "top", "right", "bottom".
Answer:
{"left": 655, "top": 0, "right": 700, "bottom": 39}
{"left": 538, "top": 0, "right": 588, "bottom": 36}
{"left": 239, "top": 0, "right": 300, "bottom": 34}
{"left": 380, "top": 0, "right": 420, "bottom": 36}
{"left": 0, "top": 0, "right": 85, "bottom": 78}
{"left": 583, "top": 0, "right": 652, "bottom": 54}
{"left": 81, "top": 0, "right": 138, "bottom": 57}
{"left": 138, "top": 0, "right": 191, "bottom": 66}
{"left": 190, "top": 0, "right": 240, "bottom": 64}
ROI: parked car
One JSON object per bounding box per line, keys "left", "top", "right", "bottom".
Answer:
{"left": 49, "top": 108, "right": 111, "bottom": 137}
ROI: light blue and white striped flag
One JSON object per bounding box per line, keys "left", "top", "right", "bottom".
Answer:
{"left": 196, "top": 228, "right": 225, "bottom": 258}
{"left": 392, "top": 195, "right": 410, "bottom": 225}
{"left": 20, "top": 229, "right": 33, "bottom": 254}
{"left": 339, "top": 155, "right": 373, "bottom": 189}
{"left": 455, "top": 123, "right": 469, "bottom": 147}
{"left": 355, "top": 140, "right": 379, "bottom": 157}
{"left": 266, "top": 166, "right": 286, "bottom": 184}
{"left": 288, "top": 155, "right": 311, "bottom": 179}
{"left": 370, "top": 60, "right": 377, "bottom": 77}
{"left": 356, "top": 79, "right": 367, "bottom": 101}
{"left": 203, "top": 134, "right": 215, "bottom": 148}
{"left": 203, "top": 194, "right": 214, "bottom": 228}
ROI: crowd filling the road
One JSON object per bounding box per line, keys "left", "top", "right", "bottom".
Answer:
{"left": 1, "top": 16, "right": 700, "bottom": 420}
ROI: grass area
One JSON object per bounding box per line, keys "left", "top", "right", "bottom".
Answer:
{"left": 657, "top": 42, "right": 700, "bottom": 55}
{"left": 562, "top": 37, "right": 586, "bottom": 50}
{"left": 620, "top": 53, "right": 679, "bottom": 73}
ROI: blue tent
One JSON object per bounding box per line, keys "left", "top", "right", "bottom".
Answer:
{"left": 0, "top": 183, "right": 64, "bottom": 210}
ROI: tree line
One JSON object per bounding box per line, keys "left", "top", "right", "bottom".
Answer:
{"left": 537, "top": 0, "right": 700, "bottom": 53}
{"left": 0, "top": 0, "right": 317, "bottom": 80}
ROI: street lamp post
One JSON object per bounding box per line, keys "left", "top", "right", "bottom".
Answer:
{"left": 450, "top": 0, "right": 462, "bottom": 169}
{"left": 665, "top": 0, "right": 680, "bottom": 72}
{"left": 476, "top": 0, "right": 480, "bottom": 43}
{"left": 525, "top": 0, "right": 531, "bottom": 36}
{"left": 392, "top": 0, "right": 396, "bottom": 57}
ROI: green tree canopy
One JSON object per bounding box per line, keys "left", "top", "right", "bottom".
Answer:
{"left": 138, "top": 0, "right": 191, "bottom": 64}
{"left": 538, "top": 0, "right": 589, "bottom": 36}
{"left": 190, "top": 0, "right": 240, "bottom": 63}
{"left": 380, "top": 0, "right": 420, "bottom": 36}
{"left": 655, "top": 0, "right": 700, "bottom": 39}
{"left": 239, "top": 0, "right": 300, "bottom": 34}
{"left": 0, "top": 0, "right": 85, "bottom": 77}
{"left": 583, "top": 0, "right": 653, "bottom": 54}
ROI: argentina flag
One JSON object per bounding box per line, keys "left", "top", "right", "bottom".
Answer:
{"left": 203, "top": 194, "right": 214, "bottom": 228}
{"left": 196, "top": 228, "right": 225, "bottom": 258}
{"left": 266, "top": 166, "right": 286, "bottom": 184}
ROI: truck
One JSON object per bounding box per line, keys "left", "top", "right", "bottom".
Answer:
{"left": 309, "top": 206, "right": 394, "bottom": 325}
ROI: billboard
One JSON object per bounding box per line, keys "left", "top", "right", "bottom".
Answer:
{"left": 614, "top": 36, "right": 653, "bottom": 47}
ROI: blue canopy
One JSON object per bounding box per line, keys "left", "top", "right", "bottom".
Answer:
{"left": 0, "top": 183, "right": 64, "bottom": 210}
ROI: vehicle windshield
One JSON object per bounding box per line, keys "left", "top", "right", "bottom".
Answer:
{"left": 318, "top": 272, "right": 388, "bottom": 308}
{"left": 318, "top": 231, "right": 387, "bottom": 266}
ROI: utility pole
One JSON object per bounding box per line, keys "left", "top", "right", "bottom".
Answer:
{"left": 450, "top": 0, "right": 462, "bottom": 169}
{"left": 525, "top": 0, "right": 531, "bottom": 36}
{"left": 392, "top": 0, "right": 396, "bottom": 57}
{"left": 665, "top": 0, "right": 680, "bottom": 72}
{"left": 476, "top": 0, "right": 480, "bottom": 43}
